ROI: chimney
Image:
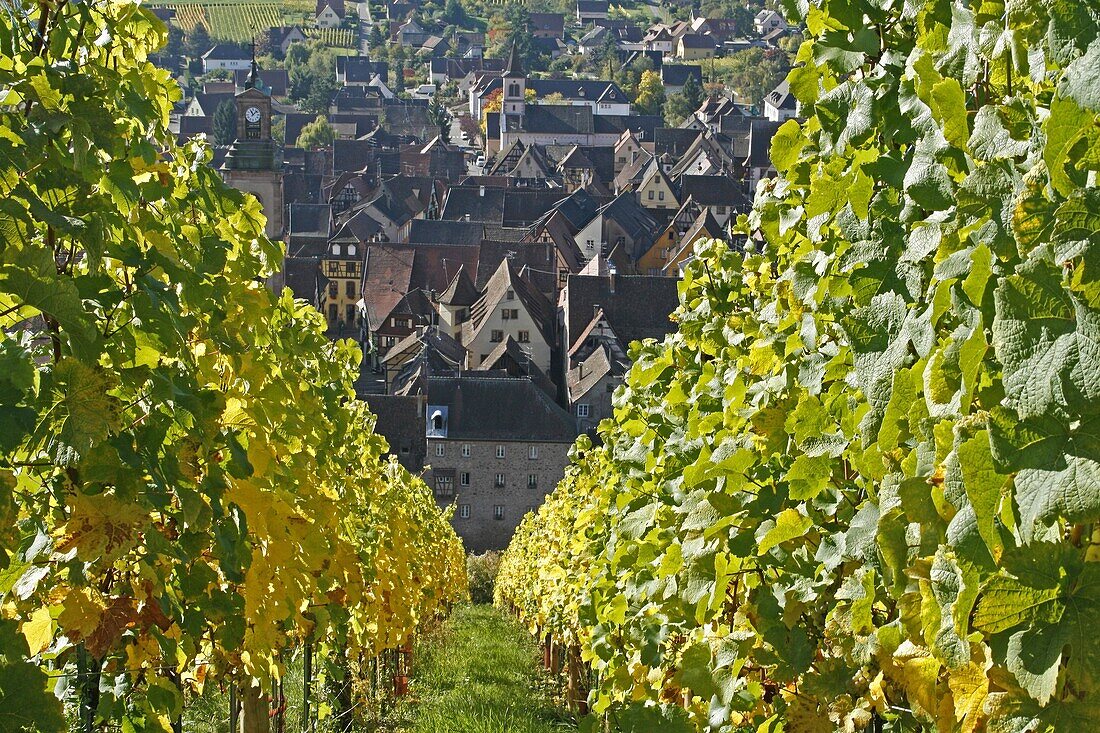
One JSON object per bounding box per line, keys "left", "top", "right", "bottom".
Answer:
{"left": 578, "top": 362, "right": 585, "bottom": 379}
{"left": 479, "top": 185, "right": 486, "bottom": 197}
{"left": 608, "top": 265, "right": 617, "bottom": 294}
{"left": 464, "top": 213, "right": 471, "bottom": 222}
{"left": 593, "top": 303, "right": 601, "bottom": 319}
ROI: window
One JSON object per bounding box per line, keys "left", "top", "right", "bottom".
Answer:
{"left": 459, "top": 503, "right": 471, "bottom": 519}
{"left": 329, "top": 282, "right": 338, "bottom": 298}
{"left": 506, "top": 289, "right": 515, "bottom": 300}
{"left": 529, "top": 445, "right": 538, "bottom": 459}
{"left": 509, "top": 309, "right": 519, "bottom": 319}
{"left": 346, "top": 304, "right": 355, "bottom": 323}
{"left": 436, "top": 443, "right": 445, "bottom": 457}
{"left": 502, "top": 308, "right": 510, "bottom": 320}
{"left": 493, "top": 505, "right": 505, "bottom": 520}
{"left": 332, "top": 244, "right": 342, "bottom": 256}
{"left": 348, "top": 244, "right": 357, "bottom": 256}
{"left": 461, "top": 472, "right": 470, "bottom": 486}
{"left": 328, "top": 304, "right": 338, "bottom": 322}
{"left": 496, "top": 445, "right": 506, "bottom": 458}
{"left": 528, "top": 474, "right": 537, "bottom": 488}
{"left": 462, "top": 444, "right": 470, "bottom": 457}
{"left": 491, "top": 330, "right": 504, "bottom": 342}
{"left": 577, "top": 404, "right": 590, "bottom": 417}
{"left": 495, "top": 473, "right": 506, "bottom": 487}
{"left": 648, "top": 190, "right": 654, "bottom": 200}
{"left": 658, "top": 190, "right": 665, "bottom": 201}
{"left": 517, "top": 330, "right": 530, "bottom": 343}
{"left": 435, "top": 476, "right": 453, "bottom": 497}
{"left": 346, "top": 280, "right": 356, "bottom": 298}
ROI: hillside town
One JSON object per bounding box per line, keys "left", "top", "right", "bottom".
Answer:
{"left": 157, "top": 0, "right": 798, "bottom": 552}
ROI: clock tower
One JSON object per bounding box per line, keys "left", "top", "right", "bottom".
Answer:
{"left": 221, "top": 52, "right": 284, "bottom": 238}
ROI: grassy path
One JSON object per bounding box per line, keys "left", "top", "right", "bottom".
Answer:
{"left": 390, "top": 604, "right": 576, "bottom": 733}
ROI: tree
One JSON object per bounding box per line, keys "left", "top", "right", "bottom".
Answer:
{"left": 296, "top": 115, "right": 336, "bottom": 148}
{"left": 184, "top": 22, "right": 210, "bottom": 58}
{"left": 305, "top": 73, "right": 338, "bottom": 114}
{"left": 717, "top": 46, "right": 788, "bottom": 107}
{"left": 428, "top": 98, "right": 449, "bottom": 141}
{"left": 443, "top": 0, "right": 468, "bottom": 27}
{"left": 165, "top": 23, "right": 184, "bottom": 57}
{"left": 212, "top": 98, "right": 237, "bottom": 144}
{"left": 633, "top": 69, "right": 665, "bottom": 117}
{"left": 664, "top": 71, "right": 703, "bottom": 125}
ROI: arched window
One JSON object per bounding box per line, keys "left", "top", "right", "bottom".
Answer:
{"left": 508, "top": 82, "right": 519, "bottom": 98}
{"left": 348, "top": 244, "right": 357, "bottom": 256}
{"left": 332, "top": 244, "right": 342, "bottom": 256}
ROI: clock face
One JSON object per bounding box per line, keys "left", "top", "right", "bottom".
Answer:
{"left": 245, "top": 106, "right": 261, "bottom": 124}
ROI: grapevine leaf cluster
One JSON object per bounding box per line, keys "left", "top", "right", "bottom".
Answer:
{"left": 0, "top": 2, "right": 466, "bottom": 729}
{"left": 498, "top": 0, "right": 1100, "bottom": 731}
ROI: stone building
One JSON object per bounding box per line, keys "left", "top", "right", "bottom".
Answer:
{"left": 424, "top": 374, "right": 578, "bottom": 552}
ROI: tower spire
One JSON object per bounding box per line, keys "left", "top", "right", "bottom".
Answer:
{"left": 503, "top": 40, "right": 524, "bottom": 78}
{"left": 245, "top": 33, "right": 260, "bottom": 89}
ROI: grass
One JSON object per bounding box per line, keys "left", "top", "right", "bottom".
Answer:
{"left": 389, "top": 604, "right": 577, "bottom": 733}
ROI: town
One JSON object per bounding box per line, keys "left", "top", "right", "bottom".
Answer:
{"left": 157, "top": 0, "right": 799, "bottom": 551}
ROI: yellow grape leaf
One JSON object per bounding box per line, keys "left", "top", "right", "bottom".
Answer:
{"left": 782, "top": 692, "right": 832, "bottom": 733}
{"left": 948, "top": 646, "right": 991, "bottom": 733}
{"left": 56, "top": 492, "right": 145, "bottom": 563}
{"left": 22, "top": 607, "right": 54, "bottom": 655}
{"left": 58, "top": 587, "right": 105, "bottom": 640}
{"left": 885, "top": 641, "right": 943, "bottom": 719}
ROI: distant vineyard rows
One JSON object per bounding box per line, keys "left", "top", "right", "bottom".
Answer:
{"left": 153, "top": 1, "right": 332, "bottom": 42}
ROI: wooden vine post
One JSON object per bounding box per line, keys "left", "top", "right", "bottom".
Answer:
{"left": 237, "top": 683, "right": 271, "bottom": 733}
{"left": 565, "top": 645, "right": 588, "bottom": 715}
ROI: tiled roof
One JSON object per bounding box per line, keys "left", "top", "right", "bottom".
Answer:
{"left": 361, "top": 245, "right": 415, "bottom": 330}
{"left": 407, "top": 219, "right": 486, "bottom": 246}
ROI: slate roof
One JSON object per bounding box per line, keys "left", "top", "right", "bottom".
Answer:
{"left": 316, "top": 0, "right": 345, "bottom": 16}
{"left": 577, "top": 0, "right": 610, "bottom": 14}
{"left": 233, "top": 68, "right": 288, "bottom": 96}
{"left": 679, "top": 33, "right": 716, "bottom": 49}
{"left": 530, "top": 13, "right": 565, "bottom": 36}
{"left": 407, "top": 219, "right": 486, "bottom": 246}
{"left": 288, "top": 203, "right": 332, "bottom": 237}
{"left": 507, "top": 104, "right": 593, "bottom": 135}
{"left": 661, "top": 64, "right": 703, "bottom": 87}
{"left": 553, "top": 188, "right": 606, "bottom": 231}
{"left": 745, "top": 118, "right": 781, "bottom": 167}
{"left": 363, "top": 395, "right": 425, "bottom": 470}
{"left": 474, "top": 241, "right": 557, "bottom": 291}
{"left": 177, "top": 115, "right": 212, "bottom": 139}
{"left": 192, "top": 92, "right": 234, "bottom": 116}
{"left": 202, "top": 44, "right": 250, "bottom": 60}
{"left": 426, "top": 374, "right": 577, "bottom": 442}
{"left": 678, "top": 175, "right": 753, "bottom": 211}
{"left": 283, "top": 256, "right": 325, "bottom": 305}
{"left": 476, "top": 336, "right": 558, "bottom": 398}
{"left": 654, "top": 127, "right": 702, "bottom": 157}
{"left": 439, "top": 265, "right": 480, "bottom": 306}
{"left": 409, "top": 244, "right": 481, "bottom": 294}
{"left": 501, "top": 189, "right": 569, "bottom": 228}
{"left": 564, "top": 273, "right": 680, "bottom": 351}
{"left": 337, "top": 57, "right": 390, "bottom": 84}
{"left": 600, "top": 193, "right": 663, "bottom": 261}
{"left": 440, "top": 185, "right": 506, "bottom": 223}
{"left": 566, "top": 343, "right": 620, "bottom": 401}
{"left": 331, "top": 208, "right": 384, "bottom": 242}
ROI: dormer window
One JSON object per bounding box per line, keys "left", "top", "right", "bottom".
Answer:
{"left": 332, "top": 244, "right": 342, "bottom": 256}
{"left": 348, "top": 244, "right": 357, "bottom": 256}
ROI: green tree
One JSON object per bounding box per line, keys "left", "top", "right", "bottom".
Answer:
{"left": 428, "top": 97, "right": 449, "bottom": 141}
{"left": 212, "top": 98, "right": 237, "bottom": 144}
{"left": 663, "top": 71, "right": 703, "bottom": 126}
{"left": 633, "top": 69, "right": 665, "bottom": 117}
{"left": 296, "top": 114, "right": 336, "bottom": 148}
{"left": 444, "top": 0, "right": 468, "bottom": 27}
{"left": 184, "top": 22, "right": 210, "bottom": 58}
{"left": 717, "top": 46, "right": 788, "bottom": 107}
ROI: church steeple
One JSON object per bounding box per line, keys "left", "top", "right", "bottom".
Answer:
{"left": 501, "top": 40, "right": 526, "bottom": 139}
{"left": 503, "top": 40, "right": 524, "bottom": 79}
{"left": 244, "top": 36, "right": 260, "bottom": 90}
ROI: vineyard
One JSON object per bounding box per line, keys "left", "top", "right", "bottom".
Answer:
{"left": 498, "top": 1, "right": 1100, "bottom": 732}
{"left": 306, "top": 26, "right": 358, "bottom": 48}
{"left": 0, "top": 3, "right": 465, "bottom": 732}
{"left": 152, "top": 0, "right": 342, "bottom": 43}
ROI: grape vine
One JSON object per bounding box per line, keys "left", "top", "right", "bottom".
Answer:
{"left": 498, "top": 0, "right": 1100, "bottom": 731}
{"left": 0, "top": 3, "right": 465, "bottom": 730}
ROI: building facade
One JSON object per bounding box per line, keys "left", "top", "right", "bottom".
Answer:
{"left": 424, "top": 375, "right": 577, "bottom": 552}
